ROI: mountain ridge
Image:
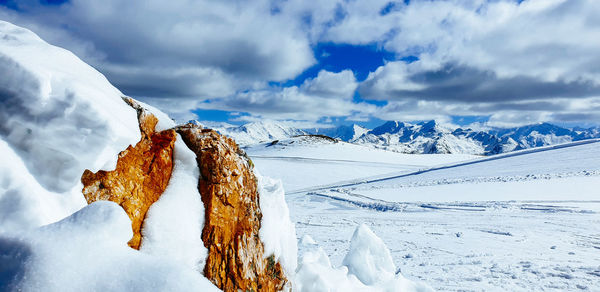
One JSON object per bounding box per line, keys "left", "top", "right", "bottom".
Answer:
{"left": 206, "top": 119, "right": 600, "bottom": 155}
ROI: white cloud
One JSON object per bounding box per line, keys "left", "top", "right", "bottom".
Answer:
{"left": 301, "top": 70, "right": 358, "bottom": 99}
{"left": 184, "top": 69, "right": 373, "bottom": 122}
{"left": 3, "top": 0, "right": 600, "bottom": 126}
{"left": 0, "top": 0, "right": 315, "bottom": 98}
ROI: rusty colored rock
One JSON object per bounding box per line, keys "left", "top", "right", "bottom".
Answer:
{"left": 177, "top": 123, "right": 288, "bottom": 292}
{"left": 81, "top": 98, "right": 176, "bottom": 249}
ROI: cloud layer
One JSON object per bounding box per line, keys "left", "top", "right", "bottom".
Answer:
{"left": 1, "top": 0, "right": 600, "bottom": 126}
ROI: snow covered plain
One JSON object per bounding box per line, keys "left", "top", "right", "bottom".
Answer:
{"left": 246, "top": 136, "right": 478, "bottom": 192}
{"left": 249, "top": 137, "right": 600, "bottom": 291}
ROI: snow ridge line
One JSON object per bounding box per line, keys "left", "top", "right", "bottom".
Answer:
{"left": 288, "top": 139, "right": 600, "bottom": 194}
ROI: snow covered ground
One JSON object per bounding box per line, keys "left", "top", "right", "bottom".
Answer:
{"left": 246, "top": 136, "right": 478, "bottom": 192}
{"left": 250, "top": 138, "right": 600, "bottom": 291}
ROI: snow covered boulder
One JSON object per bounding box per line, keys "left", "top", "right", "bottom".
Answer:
{"left": 1, "top": 20, "right": 296, "bottom": 292}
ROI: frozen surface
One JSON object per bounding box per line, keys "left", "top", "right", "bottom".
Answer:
{"left": 289, "top": 195, "right": 600, "bottom": 291}
{"left": 251, "top": 139, "right": 600, "bottom": 291}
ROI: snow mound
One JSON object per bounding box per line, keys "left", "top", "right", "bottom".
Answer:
{"left": 0, "top": 201, "right": 219, "bottom": 291}
{"left": 295, "top": 226, "right": 433, "bottom": 292}
{"left": 342, "top": 224, "right": 397, "bottom": 285}
{"left": 256, "top": 171, "right": 298, "bottom": 275}
{"left": 0, "top": 20, "right": 140, "bottom": 231}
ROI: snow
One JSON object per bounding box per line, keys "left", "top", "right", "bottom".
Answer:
{"left": 247, "top": 136, "right": 478, "bottom": 192}
{"left": 256, "top": 171, "right": 298, "bottom": 276}
{"left": 343, "top": 224, "right": 397, "bottom": 285}
{"left": 0, "top": 20, "right": 139, "bottom": 231}
{"left": 0, "top": 20, "right": 319, "bottom": 292}
{"left": 246, "top": 134, "right": 600, "bottom": 290}
{"left": 295, "top": 226, "right": 434, "bottom": 292}
{"left": 140, "top": 136, "right": 207, "bottom": 272}
{"left": 0, "top": 201, "right": 220, "bottom": 291}
{"left": 314, "top": 124, "right": 370, "bottom": 141}
{"left": 353, "top": 120, "right": 600, "bottom": 155}
{"left": 214, "top": 120, "right": 305, "bottom": 146}
{"left": 0, "top": 20, "right": 140, "bottom": 193}
{"left": 0, "top": 140, "right": 85, "bottom": 233}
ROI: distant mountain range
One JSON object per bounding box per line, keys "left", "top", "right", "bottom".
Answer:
{"left": 200, "top": 120, "right": 306, "bottom": 146}
{"left": 198, "top": 119, "right": 600, "bottom": 155}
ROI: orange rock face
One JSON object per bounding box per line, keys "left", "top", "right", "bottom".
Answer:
{"left": 177, "top": 124, "right": 288, "bottom": 292}
{"left": 81, "top": 98, "right": 176, "bottom": 249}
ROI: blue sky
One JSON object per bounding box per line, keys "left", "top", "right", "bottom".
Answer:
{"left": 1, "top": 0, "right": 599, "bottom": 129}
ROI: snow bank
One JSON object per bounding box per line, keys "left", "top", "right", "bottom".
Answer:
{"left": 342, "top": 224, "right": 397, "bottom": 285}
{"left": 0, "top": 20, "right": 140, "bottom": 230}
{"left": 0, "top": 201, "right": 219, "bottom": 291}
{"left": 0, "top": 140, "right": 85, "bottom": 233}
{"left": 256, "top": 171, "right": 298, "bottom": 275}
{"left": 140, "top": 136, "right": 207, "bottom": 272}
{"left": 295, "top": 226, "right": 434, "bottom": 292}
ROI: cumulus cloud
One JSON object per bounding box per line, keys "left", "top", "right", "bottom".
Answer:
{"left": 301, "top": 70, "right": 358, "bottom": 99}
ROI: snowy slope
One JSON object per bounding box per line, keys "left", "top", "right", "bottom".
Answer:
{"left": 313, "top": 139, "right": 600, "bottom": 202}
{"left": 246, "top": 135, "right": 478, "bottom": 192}
{"left": 252, "top": 139, "right": 600, "bottom": 291}
{"left": 211, "top": 120, "right": 305, "bottom": 146}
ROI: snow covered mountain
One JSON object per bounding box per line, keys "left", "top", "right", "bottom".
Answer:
{"left": 209, "top": 119, "right": 600, "bottom": 155}
{"left": 353, "top": 120, "right": 489, "bottom": 154}
{"left": 314, "top": 124, "right": 370, "bottom": 141}
{"left": 206, "top": 120, "right": 306, "bottom": 146}
{"left": 352, "top": 120, "right": 600, "bottom": 155}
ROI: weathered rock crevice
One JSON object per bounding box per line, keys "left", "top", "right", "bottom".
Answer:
{"left": 81, "top": 98, "right": 176, "bottom": 249}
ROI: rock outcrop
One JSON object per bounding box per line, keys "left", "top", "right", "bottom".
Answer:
{"left": 176, "top": 123, "right": 288, "bottom": 292}
{"left": 81, "top": 99, "right": 288, "bottom": 290}
{"left": 81, "top": 98, "right": 176, "bottom": 249}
